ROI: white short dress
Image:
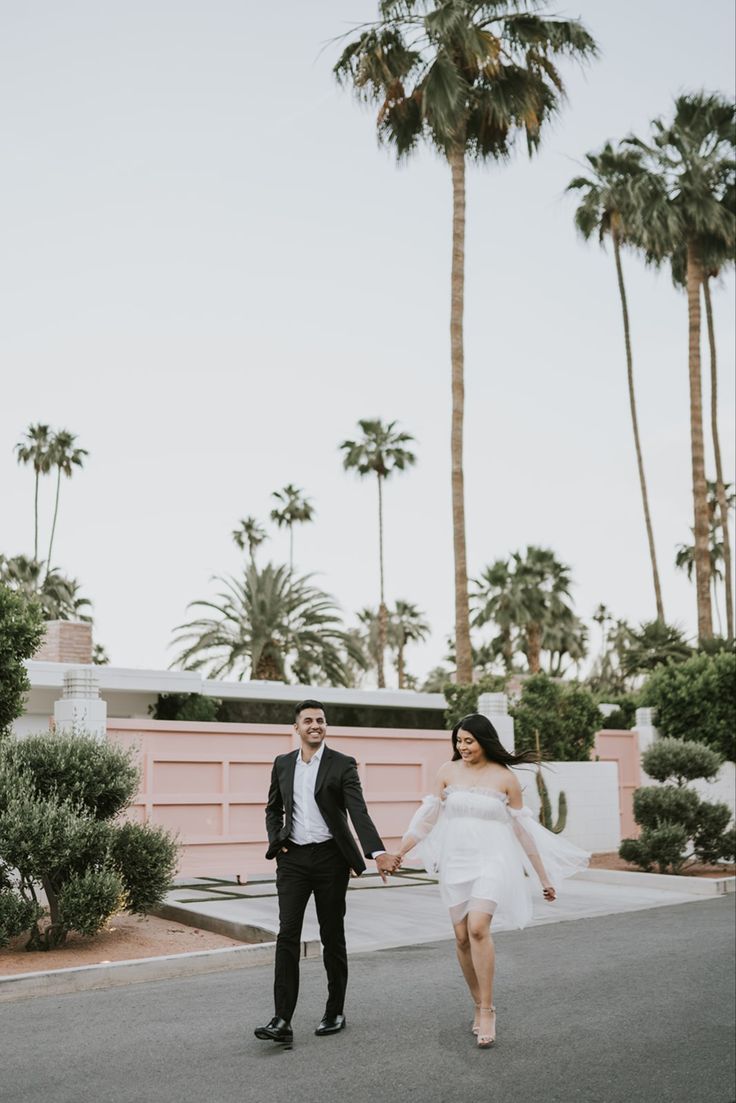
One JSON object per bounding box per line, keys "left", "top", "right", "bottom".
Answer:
{"left": 403, "top": 785, "right": 589, "bottom": 928}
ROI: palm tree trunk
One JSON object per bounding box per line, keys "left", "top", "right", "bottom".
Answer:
{"left": 612, "top": 227, "right": 665, "bottom": 621}
{"left": 397, "top": 639, "right": 405, "bottom": 690}
{"left": 686, "top": 241, "right": 713, "bottom": 639}
{"left": 527, "top": 623, "right": 542, "bottom": 674}
{"left": 46, "top": 468, "right": 62, "bottom": 580}
{"left": 376, "top": 474, "right": 387, "bottom": 689}
{"left": 703, "top": 275, "right": 733, "bottom": 638}
{"left": 449, "top": 143, "right": 473, "bottom": 684}
{"left": 33, "top": 470, "right": 39, "bottom": 563}
{"left": 289, "top": 525, "right": 294, "bottom": 572}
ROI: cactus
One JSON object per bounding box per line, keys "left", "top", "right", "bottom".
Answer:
{"left": 535, "top": 769, "right": 567, "bottom": 834}
{"left": 533, "top": 733, "right": 567, "bottom": 833}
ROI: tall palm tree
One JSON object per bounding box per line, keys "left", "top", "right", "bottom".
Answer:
{"left": 630, "top": 93, "right": 735, "bottom": 639}
{"left": 14, "top": 423, "right": 52, "bottom": 561}
{"left": 567, "top": 144, "right": 666, "bottom": 621}
{"left": 340, "top": 418, "right": 416, "bottom": 688}
{"left": 391, "top": 599, "right": 430, "bottom": 688}
{"left": 702, "top": 257, "right": 735, "bottom": 639}
{"left": 45, "top": 430, "right": 88, "bottom": 578}
{"left": 232, "top": 516, "right": 268, "bottom": 564}
{"left": 171, "top": 562, "right": 364, "bottom": 685}
{"left": 675, "top": 481, "right": 734, "bottom": 636}
{"left": 335, "top": 1, "right": 596, "bottom": 684}
{"left": 671, "top": 236, "right": 735, "bottom": 639}
{"left": 269, "top": 485, "right": 315, "bottom": 572}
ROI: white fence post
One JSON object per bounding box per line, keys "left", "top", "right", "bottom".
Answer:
{"left": 54, "top": 667, "right": 107, "bottom": 741}
{"left": 477, "top": 692, "right": 515, "bottom": 755}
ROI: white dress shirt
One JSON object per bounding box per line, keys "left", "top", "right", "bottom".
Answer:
{"left": 288, "top": 743, "right": 385, "bottom": 858}
{"left": 290, "top": 743, "right": 333, "bottom": 845}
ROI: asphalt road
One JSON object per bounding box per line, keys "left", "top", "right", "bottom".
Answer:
{"left": 4, "top": 897, "right": 734, "bottom": 1103}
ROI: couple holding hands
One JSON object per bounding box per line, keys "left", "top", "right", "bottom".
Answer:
{"left": 254, "top": 699, "right": 587, "bottom": 1050}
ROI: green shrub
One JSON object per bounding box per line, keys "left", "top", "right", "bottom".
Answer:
{"left": 0, "top": 585, "right": 45, "bottom": 738}
{"left": 639, "top": 652, "right": 736, "bottom": 760}
{"left": 620, "top": 824, "right": 690, "bottom": 874}
{"left": 510, "top": 674, "right": 601, "bottom": 761}
{"left": 632, "top": 786, "right": 701, "bottom": 833}
{"left": 692, "top": 802, "right": 734, "bottom": 865}
{"left": 620, "top": 736, "right": 732, "bottom": 874}
{"left": 2, "top": 733, "right": 139, "bottom": 819}
{"left": 642, "top": 737, "right": 722, "bottom": 786}
{"left": 443, "top": 675, "right": 506, "bottom": 730}
{"left": 0, "top": 732, "right": 179, "bottom": 950}
{"left": 111, "top": 822, "right": 179, "bottom": 913}
{"left": 0, "top": 889, "right": 42, "bottom": 948}
{"left": 596, "top": 694, "right": 638, "bottom": 730}
{"left": 150, "top": 693, "right": 221, "bottom": 722}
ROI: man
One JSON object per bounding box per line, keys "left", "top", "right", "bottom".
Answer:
{"left": 254, "top": 699, "right": 400, "bottom": 1047}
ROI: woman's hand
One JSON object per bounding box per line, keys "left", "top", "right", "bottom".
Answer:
{"left": 542, "top": 885, "right": 556, "bottom": 902}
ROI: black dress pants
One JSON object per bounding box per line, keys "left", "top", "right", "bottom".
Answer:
{"left": 274, "top": 839, "right": 351, "bottom": 1022}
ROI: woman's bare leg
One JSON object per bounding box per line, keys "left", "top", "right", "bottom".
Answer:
{"left": 452, "top": 915, "right": 481, "bottom": 1029}
{"left": 467, "top": 910, "right": 496, "bottom": 1042}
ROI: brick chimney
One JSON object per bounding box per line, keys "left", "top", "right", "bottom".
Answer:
{"left": 34, "top": 621, "right": 93, "bottom": 664}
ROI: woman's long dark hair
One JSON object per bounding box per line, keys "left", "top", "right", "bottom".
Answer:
{"left": 451, "top": 713, "right": 539, "bottom": 767}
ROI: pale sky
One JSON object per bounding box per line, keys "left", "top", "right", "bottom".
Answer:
{"left": 2, "top": 1, "right": 735, "bottom": 684}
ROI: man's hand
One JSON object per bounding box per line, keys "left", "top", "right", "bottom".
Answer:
{"left": 375, "top": 852, "right": 402, "bottom": 883}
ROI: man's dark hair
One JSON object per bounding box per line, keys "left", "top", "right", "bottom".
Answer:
{"left": 294, "top": 699, "right": 326, "bottom": 721}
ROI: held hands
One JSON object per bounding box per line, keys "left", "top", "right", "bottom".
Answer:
{"left": 542, "top": 884, "right": 556, "bottom": 902}
{"left": 376, "top": 852, "right": 402, "bottom": 883}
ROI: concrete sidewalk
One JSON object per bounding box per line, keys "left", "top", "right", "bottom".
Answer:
{"left": 4, "top": 897, "right": 734, "bottom": 1103}
{"left": 159, "top": 867, "right": 726, "bottom": 952}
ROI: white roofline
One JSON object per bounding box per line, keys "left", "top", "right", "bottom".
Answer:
{"left": 24, "top": 661, "right": 446, "bottom": 711}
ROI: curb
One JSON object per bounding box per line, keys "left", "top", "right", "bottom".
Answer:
{"left": 573, "top": 868, "right": 735, "bottom": 895}
{"left": 153, "top": 902, "right": 277, "bottom": 945}
{"left": 0, "top": 938, "right": 322, "bottom": 1004}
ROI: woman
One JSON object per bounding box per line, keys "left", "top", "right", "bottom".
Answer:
{"left": 397, "top": 714, "right": 589, "bottom": 1048}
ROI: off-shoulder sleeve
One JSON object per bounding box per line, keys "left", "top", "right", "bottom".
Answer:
{"left": 403, "top": 794, "right": 442, "bottom": 842}
{"left": 402, "top": 794, "right": 445, "bottom": 873}
{"left": 508, "top": 805, "right": 589, "bottom": 883}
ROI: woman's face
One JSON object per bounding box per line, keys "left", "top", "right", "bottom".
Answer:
{"left": 456, "top": 730, "right": 486, "bottom": 766}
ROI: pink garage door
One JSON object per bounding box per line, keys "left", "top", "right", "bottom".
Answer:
{"left": 108, "top": 719, "right": 451, "bottom": 881}
{"left": 594, "top": 729, "right": 641, "bottom": 840}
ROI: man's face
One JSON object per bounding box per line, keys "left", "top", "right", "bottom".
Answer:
{"left": 295, "top": 708, "right": 327, "bottom": 750}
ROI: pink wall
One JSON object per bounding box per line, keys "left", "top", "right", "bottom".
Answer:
{"left": 108, "top": 719, "right": 451, "bottom": 880}
{"left": 594, "top": 729, "right": 642, "bottom": 840}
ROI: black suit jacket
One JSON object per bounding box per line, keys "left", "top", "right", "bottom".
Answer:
{"left": 264, "top": 746, "right": 385, "bottom": 875}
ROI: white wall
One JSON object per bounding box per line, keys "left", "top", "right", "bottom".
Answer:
{"left": 517, "top": 761, "right": 621, "bottom": 854}
{"left": 690, "top": 761, "right": 735, "bottom": 822}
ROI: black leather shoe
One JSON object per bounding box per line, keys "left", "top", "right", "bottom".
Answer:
{"left": 254, "top": 1017, "right": 293, "bottom": 1045}
{"left": 315, "top": 1014, "right": 346, "bottom": 1036}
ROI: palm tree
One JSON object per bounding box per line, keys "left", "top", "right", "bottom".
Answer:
{"left": 703, "top": 256, "right": 735, "bottom": 639}
{"left": 511, "top": 546, "right": 575, "bottom": 674}
{"left": 46, "top": 430, "right": 88, "bottom": 578}
{"left": 14, "top": 423, "right": 52, "bottom": 561}
{"left": 232, "top": 516, "right": 268, "bottom": 564}
{"left": 671, "top": 237, "right": 735, "bottom": 639}
{"left": 269, "top": 486, "right": 315, "bottom": 572}
{"left": 471, "top": 558, "right": 523, "bottom": 672}
{"left": 335, "top": 1, "right": 596, "bottom": 684}
{"left": 391, "top": 600, "right": 430, "bottom": 688}
{"left": 629, "top": 93, "right": 735, "bottom": 639}
{"left": 567, "top": 144, "right": 666, "bottom": 621}
{"left": 675, "top": 481, "right": 734, "bottom": 636}
{"left": 340, "top": 418, "right": 416, "bottom": 688}
{"left": 0, "top": 555, "right": 93, "bottom": 622}
{"left": 619, "top": 619, "right": 692, "bottom": 679}
{"left": 171, "top": 562, "right": 365, "bottom": 685}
